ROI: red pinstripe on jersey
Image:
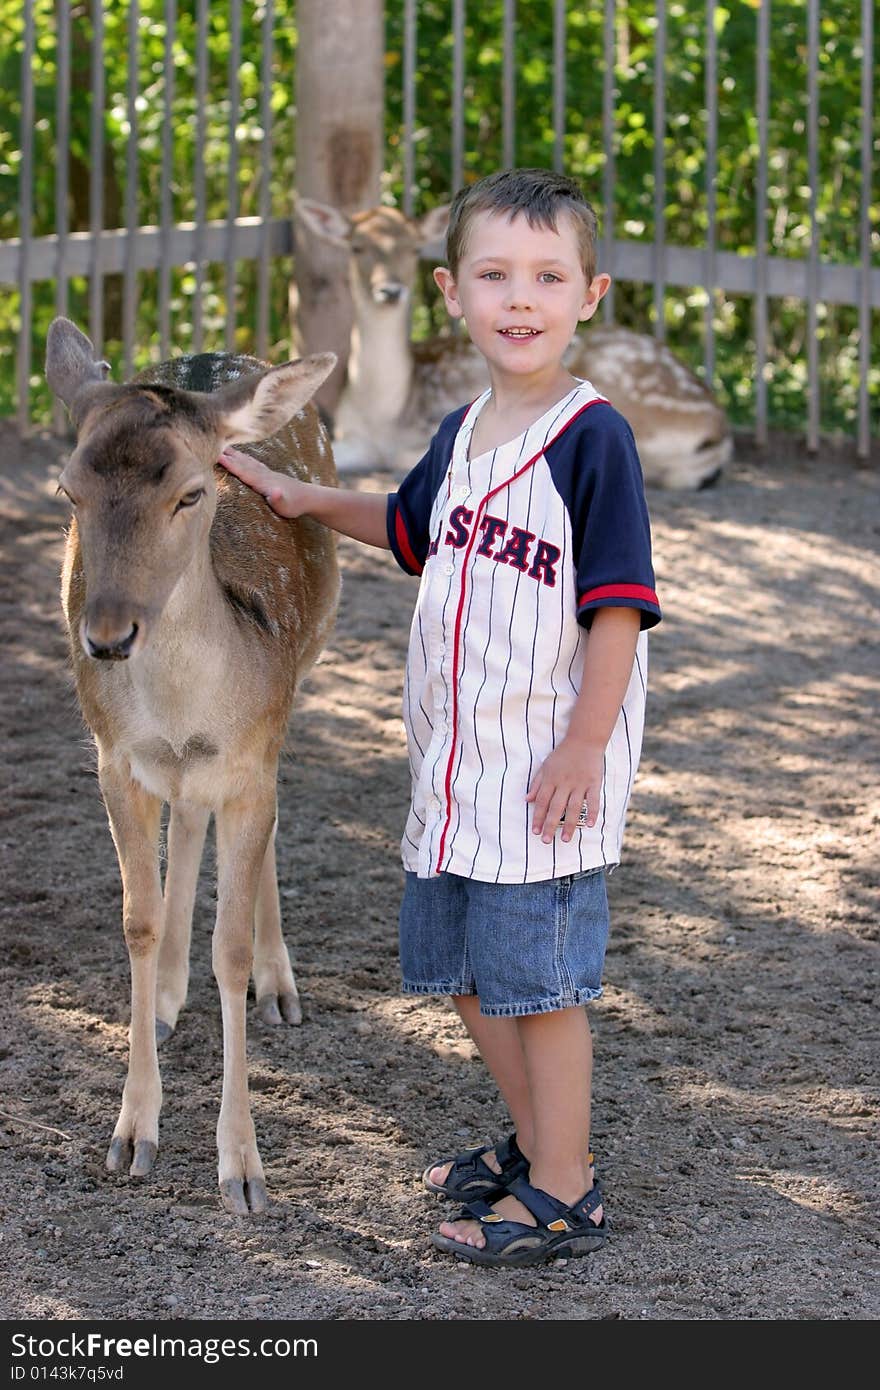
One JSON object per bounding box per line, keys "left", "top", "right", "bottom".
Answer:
{"left": 435, "top": 396, "right": 608, "bottom": 874}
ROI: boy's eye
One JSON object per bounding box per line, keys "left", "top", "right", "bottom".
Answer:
{"left": 539, "top": 272, "right": 562, "bottom": 283}
{"left": 480, "top": 271, "right": 503, "bottom": 280}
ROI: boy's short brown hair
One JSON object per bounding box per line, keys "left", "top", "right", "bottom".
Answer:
{"left": 445, "top": 168, "right": 600, "bottom": 282}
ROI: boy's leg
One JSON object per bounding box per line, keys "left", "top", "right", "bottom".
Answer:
{"left": 426, "top": 995, "right": 535, "bottom": 1189}
{"left": 438, "top": 1004, "right": 601, "bottom": 1249}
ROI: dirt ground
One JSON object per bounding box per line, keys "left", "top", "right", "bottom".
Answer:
{"left": 0, "top": 419, "right": 877, "bottom": 1324}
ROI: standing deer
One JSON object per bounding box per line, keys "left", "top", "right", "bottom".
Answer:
{"left": 46, "top": 318, "right": 340, "bottom": 1215}
{"left": 296, "top": 198, "right": 732, "bottom": 490}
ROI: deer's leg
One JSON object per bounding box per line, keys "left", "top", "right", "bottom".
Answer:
{"left": 330, "top": 434, "right": 379, "bottom": 472}
{"left": 213, "top": 785, "right": 277, "bottom": 1215}
{"left": 254, "top": 818, "right": 302, "bottom": 1027}
{"left": 155, "top": 800, "right": 210, "bottom": 1043}
{"left": 99, "top": 760, "right": 164, "bottom": 1179}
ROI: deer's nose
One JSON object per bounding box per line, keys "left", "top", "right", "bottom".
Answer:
{"left": 375, "top": 282, "right": 405, "bottom": 304}
{"left": 81, "top": 608, "right": 141, "bottom": 661}
{"left": 84, "top": 622, "right": 139, "bottom": 660}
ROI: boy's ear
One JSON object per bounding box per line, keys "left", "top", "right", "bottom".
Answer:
{"left": 433, "top": 266, "right": 464, "bottom": 319}
{"left": 578, "top": 272, "right": 612, "bottom": 323}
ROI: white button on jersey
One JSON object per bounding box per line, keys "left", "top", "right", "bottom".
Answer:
{"left": 443, "top": 563, "right": 454, "bottom": 575}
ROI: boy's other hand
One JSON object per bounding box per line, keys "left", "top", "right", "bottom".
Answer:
{"left": 218, "top": 447, "right": 310, "bottom": 518}
{"left": 526, "top": 739, "right": 605, "bottom": 844}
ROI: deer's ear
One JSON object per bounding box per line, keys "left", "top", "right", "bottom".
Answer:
{"left": 46, "top": 317, "right": 112, "bottom": 411}
{"left": 295, "top": 197, "right": 353, "bottom": 249}
{"left": 213, "top": 354, "right": 337, "bottom": 445}
{"left": 417, "top": 203, "right": 451, "bottom": 251}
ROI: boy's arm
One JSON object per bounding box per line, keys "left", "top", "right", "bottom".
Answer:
{"left": 219, "top": 446, "right": 390, "bottom": 549}
{"left": 526, "top": 606, "right": 641, "bottom": 844}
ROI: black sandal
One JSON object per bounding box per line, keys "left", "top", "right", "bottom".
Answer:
{"left": 431, "top": 1174, "right": 607, "bottom": 1267}
{"left": 422, "top": 1131, "right": 528, "bottom": 1200}
{"left": 423, "top": 1131, "right": 597, "bottom": 1202}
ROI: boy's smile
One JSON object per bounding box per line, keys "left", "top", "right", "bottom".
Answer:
{"left": 434, "top": 209, "right": 609, "bottom": 401}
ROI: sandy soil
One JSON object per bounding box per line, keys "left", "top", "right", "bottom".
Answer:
{"left": 0, "top": 420, "right": 877, "bottom": 1323}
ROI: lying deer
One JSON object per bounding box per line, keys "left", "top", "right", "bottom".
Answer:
{"left": 46, "top": 318, "right": 340, "bottom": 1215}
{"left": 296, "top": 198, "right": 732, "bottom": 490}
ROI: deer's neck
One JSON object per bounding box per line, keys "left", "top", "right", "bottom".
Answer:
{"left": 136, "top": 544, "right": 228, "bottom": 710}
{"left": 344, "top": 301, "right": 414, "bottom": 424}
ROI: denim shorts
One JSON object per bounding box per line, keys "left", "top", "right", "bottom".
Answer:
{"left": 398, "top": 867, "right": 610, "bottom": 1018}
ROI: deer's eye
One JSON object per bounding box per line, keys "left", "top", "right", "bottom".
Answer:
{"left": 174, "top": 488, "right": 204, "bottom": 514}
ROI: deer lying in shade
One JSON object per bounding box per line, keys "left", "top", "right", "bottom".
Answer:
{"left": 46, "top": 318, "right": 340, "bottom": 1215}
{"left": 296, "top": 198, "right": 732, "bottom": 490}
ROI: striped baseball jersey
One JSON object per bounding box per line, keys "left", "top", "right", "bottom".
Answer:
{"left": 386, "top": 381, "right": 661, "bottom": 884}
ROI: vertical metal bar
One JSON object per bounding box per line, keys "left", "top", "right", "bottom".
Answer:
{"left": 123, "top": 0, "right": 140, "bottom": 378}
{"left": 54, "top": 0, "right": 72, "bottom": 434}
{"left": 755, "top": 0, "right": 769, "bottom": 447}
{"left": 502, "top": 0, "right": 515, "bottom": 169}
{"left": 257, "top": 0, "right": 274, "bottom": 362}
{"left": 552, "top": 0, "right": 566, "bottom": 173}
{"left": 225, "top": 0, "right": 241, "bottom": 350}
{"left": 193, "top": 0, "right": 208, "bottom": 353}
{"left": 858, "top": 0, "right": 873, "bottom": 460}
{"left": 704, "top": 0, "right": 717, "bottom": 384}
{"left": 159, "top": 0, "right": 176, "bottom": 362}
{"left": 402, "top": 0, "right": 416, "bottom": 216}
{"left": 602, "top": 0, "right": 615, "bottom": 321}
{"left": 452, "top": 0, "right": 465, "bottom": 193}
{"left": 653, "top": 0, "right": 666, "bottom": 340}
{"left": 89, "top": 0, "right": 105, "bottom": 356}
{"left": 17, "top": 0, "right": 35, "bottom": 435}
{"left": 806, "top": 0, "right": 819, "bottom": 452}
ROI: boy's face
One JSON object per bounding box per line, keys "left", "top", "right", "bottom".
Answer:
{"left": 433, "top": 209, "right": 609, "bottom": 388}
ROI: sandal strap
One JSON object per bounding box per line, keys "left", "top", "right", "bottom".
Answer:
{"left": 446, "top": 1143, "right": 504, "bottom": 1185}
{"left": 505, "top": 1175, "right": 604, "bottom": 1231}
{"left": 493, "top": 1132, "right": 527, "bottom": 1174}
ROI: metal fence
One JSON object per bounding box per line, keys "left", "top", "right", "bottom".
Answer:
{"left": 6, "top": 0, "right": 289, "bottom": 435}
{"left": 2, "top": 0, "right": 877, "bottom": 454}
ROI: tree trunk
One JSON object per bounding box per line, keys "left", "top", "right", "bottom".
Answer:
{"left": 293, "top": 0, "right": 384, "bottom": 416}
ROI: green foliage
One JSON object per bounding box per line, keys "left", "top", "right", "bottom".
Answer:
{"left": 383, "top": 0, "right": 879, "bottom": 438}
{"left": 1, "top": 0, "right": 877, "bottom": 438}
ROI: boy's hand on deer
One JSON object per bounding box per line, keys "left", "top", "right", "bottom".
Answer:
{"left": 219, "top": 447, "right": 310, "bottom": 518}
{"left": 526, "top": 739, "right": 605, "bottom": 843}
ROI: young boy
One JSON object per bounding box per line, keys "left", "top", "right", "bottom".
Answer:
{"left": 220, "top": 168, "right": 660, "bottom": 1267}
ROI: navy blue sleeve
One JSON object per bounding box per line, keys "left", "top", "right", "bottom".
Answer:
{"left": 546, "top": 402, "right": 661, "bottom": 630}
{"left": 386, "top": 407, "right": 467, "bottom": 575}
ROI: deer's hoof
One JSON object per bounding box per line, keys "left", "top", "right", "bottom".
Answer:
{"left": 279, "top": 990, "right": 302, "bottom": 1025}
{"left": 155, "top": 1018, "right": 175, "bottom": 1045}
{"left": 220, "top": 1176, "right": 268, "bottom": 1216}
{"left": 105, "top": 1136, "right": 131, "bottom": 1173}
{"left": 106, "top": 1135, "right": 158, "bottom": 1177}
{"left": 256, "top": 991, "right": 302, "bottom": 1027}
{"left": 255, "top": 994, "right": 282, "bottom": 1027}
{"left": 130, "top": 1140, "right": 158, "bottom": 1178}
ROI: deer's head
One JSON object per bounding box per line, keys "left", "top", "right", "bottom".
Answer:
{"left": 296, "top": 198, "right": 450, "bottom": 313}
{"left": 46, "top": 318, "right": 335, "bottom": 661}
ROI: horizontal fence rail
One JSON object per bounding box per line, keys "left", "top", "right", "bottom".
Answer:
{"left": 2, "top": 0, "right": 877, "bottom": 456}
